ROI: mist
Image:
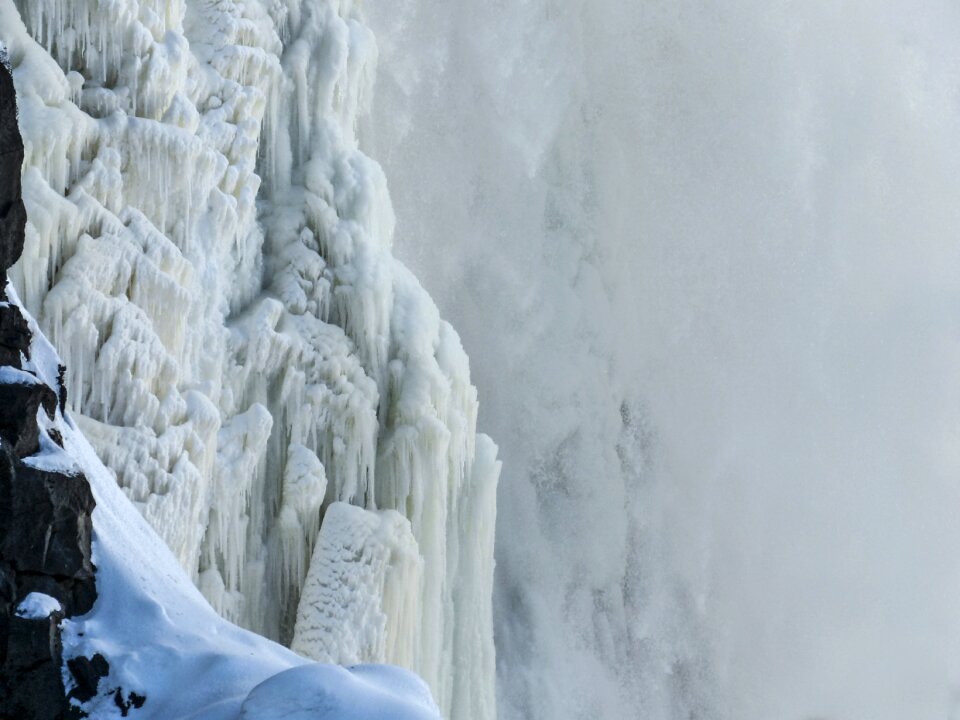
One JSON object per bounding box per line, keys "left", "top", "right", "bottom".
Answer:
{"left": 362, "top": 1, "right": 960, "bottom": 718}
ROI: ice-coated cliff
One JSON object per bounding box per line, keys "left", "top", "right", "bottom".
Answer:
{"left": 0, "top": 1, "right": 499, "bottom": 718}
{"left": 0, "top": 58, "right": 443, "bottom": 718}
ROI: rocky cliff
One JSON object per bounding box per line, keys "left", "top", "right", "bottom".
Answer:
{"left": 0, "top": 57, "right": 97, "bottom": 720}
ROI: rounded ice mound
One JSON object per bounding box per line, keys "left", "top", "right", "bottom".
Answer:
{"left": 238, "top": 663, "right": 441, "bottom": 720}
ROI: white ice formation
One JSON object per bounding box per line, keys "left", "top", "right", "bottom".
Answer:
{"left": 0, "top": 1, "right": 500, "bottom": 718}
{"left": 290, "top": 501, "right": 423, "bottom": 669}
{"left": 3, "top": 277, "right": 441, "bottom": 719}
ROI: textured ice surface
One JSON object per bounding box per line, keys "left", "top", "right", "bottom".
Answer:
{"left": 291, "top": 502, "right": 422, "bottom": 668}
{"left": 1, "top": 1, "right": 499, "bottom": 717}
{"left": 0, "top": 284, "right": 434, "bottom": 720}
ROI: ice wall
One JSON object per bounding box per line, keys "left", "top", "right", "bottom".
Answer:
{"left": 0, "top": 2, "right": 499, "bottom": 718}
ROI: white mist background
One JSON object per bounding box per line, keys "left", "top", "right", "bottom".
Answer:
{"left": 361, "top": 1, "right": 960, "bottom": 718}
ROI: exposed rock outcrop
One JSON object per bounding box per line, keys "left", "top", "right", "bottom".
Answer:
{"left": 0, "top": 58, "right": 98, "bottom": 720}
{"left": 0, "top": 58, "right": 25, "bottom": 276}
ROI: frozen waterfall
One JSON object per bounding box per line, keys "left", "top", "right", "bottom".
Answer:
{"left": 7, "top": 0, "right": 960, "bottom": 718}
{"left": 0, "top": 1, "right": 499, "bottom": 718}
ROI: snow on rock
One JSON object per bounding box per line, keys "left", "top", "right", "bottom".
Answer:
{"left": 59, "top": 363, "right": 442, "bottom": 720}
{"left": 0, "top": 57, "right": 99, "bottom": 718}
{"left": 0, "top": 232, "right": 441, "bottom": 718}
{"left": 59, "top": 405, "right": 301, "bottom": 720}
{"left": 1, "top": 0, "right": 501, "bottom": 717}
{"left": 14, "top": 592, "right": 62, "bottom": 619}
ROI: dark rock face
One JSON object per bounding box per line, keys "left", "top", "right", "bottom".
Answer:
{"left": 0, "top": 379, "right": 59, "bottom": 457}
{"left": 0, "top": 457, "right": 96, "bottom": 605}
{"left": 0, "top": 303, "right": 32, "bottom": 366}
{"left": 66, "top": 654, "right": 110, "bottom": 704}
{"left": 2, "top": 611, "right": 70, "bottom": 719}
{"left": 0, "top": 60, "right": 101, "bottom": 720}
{"left": 0, "top": 58, "right": 25, "bottom": 277}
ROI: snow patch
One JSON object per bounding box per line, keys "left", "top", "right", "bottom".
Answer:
{"left": 239, "top": 664, "right": 441, "bottom": 720}
{"left": 15, "top": 592, "right": 62, "bottom": 619}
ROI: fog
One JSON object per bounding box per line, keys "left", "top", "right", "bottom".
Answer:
{"left": 363, "top": 1, "right": 960, "bottom": 718}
